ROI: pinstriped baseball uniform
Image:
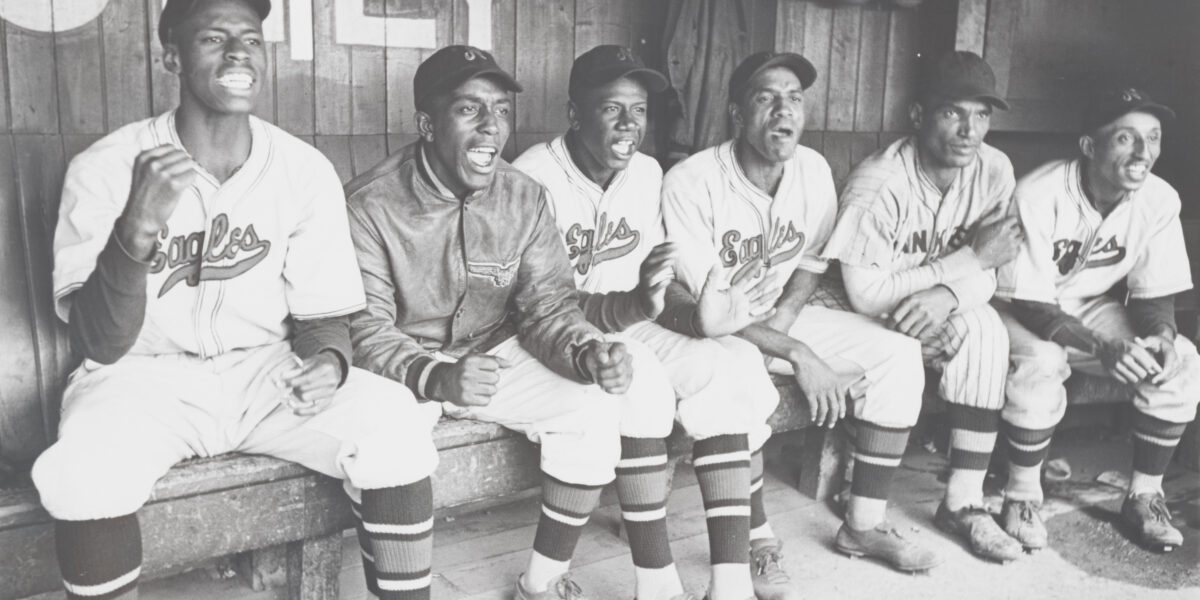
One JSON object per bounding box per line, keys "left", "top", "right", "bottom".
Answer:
{"left": 997, "top": 158, "right": 1200, "bottom": 427}
{"left": 663, "top": 140, "right": 924, "bottom": 429}
{"left": 822, "top": 136, "right": 1014, "bottom": 410}
{"left": 513, "top": 136, "right": 779, "bottom": 449}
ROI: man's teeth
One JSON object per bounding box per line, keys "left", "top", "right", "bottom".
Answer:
{"left": 612, "top": 140, "right": 634, "bottom": 156}
{"left": 217, "top": 73, "right": 253, "bottom": 90}
{"left": 467, "top": 148, "right": 496, "bottom": 167}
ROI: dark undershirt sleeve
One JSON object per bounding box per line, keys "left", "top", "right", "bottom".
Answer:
{"left": 67, "top": 231, "right": 152, "bottom": 364}
{"left": 1128, "top": 295, "right": 1178, "bottom": 339}
{"left": 292, "top": 316, "right": 352, "bottom": 387}
{"left": 1009, "top": 298, "right": 1109, "bottom": 356}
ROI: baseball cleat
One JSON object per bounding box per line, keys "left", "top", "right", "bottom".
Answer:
{"left": 834, "top": 522, "right": 943, "bottom": 572}
{"left": 515, "top": 572, "right": 591, "bottom": 600}
{"left": 934, "top": 502, "right": 1023, "bottom": 563}
{"left": 1121, "top": 492, "right": 1183, "bottom": 552}
{"left": 1001, "top": 499, "right": 1048, "bottom": 550}
{"left": 749, "top": 537, "right": 801, "bottom": 600}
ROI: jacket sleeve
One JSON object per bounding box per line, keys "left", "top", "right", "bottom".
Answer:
{"left": 578, "top": 290, "right": 649, "bottom": 333}
{"left": 513, "top": 191, "right": 603, "bottom": 381}
{"left": 347, "top": 203, "right": 443, "bottom": 400}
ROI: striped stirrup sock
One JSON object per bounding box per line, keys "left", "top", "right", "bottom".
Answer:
{"left": 532, "top": 473, "right": 604, "bottom": 562}
{"left": 946, "top": 405, "right": 1000, "bottom": 509}
{"left": 616, "top": 436, "right": 674, "bottom": 569}
{"left": 1132, "top": 411, "right": 1189, "bottom": 478}
{"left": 849, "top": 419, "right": 910, "bottom": 502}
{"left": 693, "top": 434, "right": 752, "bottom": 565}
{"left": 357, "top": 478, "right": 434, "bottom": 600}
{"left": 56, "top": 513, "right": 141, "bottom": 600}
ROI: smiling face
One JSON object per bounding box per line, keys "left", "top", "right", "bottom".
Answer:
{"left": 912, "top": 98, "right": 992, "bottom": 181}
{"left": 165, "top": 0, "right": 266, "bottom": 116}
{"left": 417, "top": 76, "right": 513, "bottom": 197}
{"left": 567, "top": 76, "right": 649, "bottom": 185}
{"left": 730, "top": 66, "right": 806, "bottom": 165}
{"left": 1082, "top": 111, "right": 1162, "bottom": 200}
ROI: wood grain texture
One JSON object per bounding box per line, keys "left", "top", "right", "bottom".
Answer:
{"left": 954, "top": 0, "right": 987, "bottom": 54}
{"left": 826, "top": 7, "right": 860, "bottom": 131}
{"left": 853, "top": 6, "right": 888, "bottom": 132}
{"left": 54, "top": 16, "right": 105, "bottom": 134}
{"left": 313, "top": 0, "right": 351, "bottom": 135}
{"left": 102, "top": 0, "right": 152, "bottom": 131}
{"left": 0, "top": 19, "right": 8, "bottom": 132}
{"left": 6, "top": 7, "right": 58, "bottom": 133}
{"left": 882, "top": 7, "right": 918, "bottom": 132}
{"left": 574, "top": 0, "right": 633, "bottom": 55}
{"left": 797, "top": 1, "right": 832, "bottom": 131}
{"left": 514, "top": 0, "right": 573, "bottom": 132}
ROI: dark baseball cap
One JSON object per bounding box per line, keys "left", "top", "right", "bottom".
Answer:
{"left": 919, "top": 51, "right": 1009, "bottom": 110}
{"left": 414, "top": 45, "right": 523, "bottom": 110}
{"left": 569, "top": 45, "right": 669, "bottom": 101}
{"left": 158, "top": 0, "right": 270, "bottom": 46}
{"left": 1082, "top": 87, "right": 1175, "bottom": 133}
{"left": 728, "top": 51, "right": 817, "bottom": 103}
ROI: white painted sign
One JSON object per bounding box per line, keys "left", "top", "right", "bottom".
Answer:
{"left": 0, "top": 0, "right": 492, "bottom": 62}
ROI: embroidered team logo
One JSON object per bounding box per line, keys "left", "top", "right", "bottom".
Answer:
{"left": 720, "top": 217, "right": 806, "bottom": 282}
{"left": 467, "top": 259, "right": 519, "bottom": 287}
{"left": 1052, "top": 235, "right": 1127, "bottom": 275}
{"left": 150, "top": 213, "right": 271, "bottom": 298}
{"left": 565, "top": 212, "right": 641, "bottom": 276}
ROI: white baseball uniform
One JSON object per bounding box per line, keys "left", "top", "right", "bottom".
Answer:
{"left": 33, "top": 111, "right": 442, "bottom": 521}
{"left": 662, "top": 140, "right": 923, "bottom": 429}
{"left": 996, "top": 158, "right": 1200, "bottom": 428}
{"left": 822, "top": 136, "right": 1013, "bottom": 410}
{"left": 513, "top": 136, "right": 779, "bottom": 449}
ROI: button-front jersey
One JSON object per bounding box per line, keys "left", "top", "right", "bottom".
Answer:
{"left": 996, "top": 158, "right": 1192, "bottom": 315}
{"left": 53, "top": 111, "right": 365, "bottom": 358}
{"left": 512, "top": 136, "right": 663, "bottom": 295}
{"left": 661, "top": 140, "right": 837, "bottom": 294}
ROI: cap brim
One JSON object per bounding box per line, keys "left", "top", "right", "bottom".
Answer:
{"left": 620, "top": 68, "right": 670, "bottom": 93}
{"left": 475, "top": 67, "right": 524, "bottom": 94}
{"left": 1132, "top": 101, "right": 1176, "bottom": 123}
{"left": 754, "top": 54, "right": 817, "bottom": 90}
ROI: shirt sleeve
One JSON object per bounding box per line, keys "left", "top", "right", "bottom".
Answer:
{"left": 798, "top": 157, "right": 839, "bottom": 274}
{"left": 1127, "top": 190, "right": 1193, "bottom": 299}
{"left": 661, "top": 170, "right": 718, "bottom": 295}
{"left": 347, "top": 202, "right": 444, "bottom": 401}
{"left": 996, "top": 182, "right": 1060, "bottom": 303}
{"left": 513, "top": 190, "right": 603, "bottom": 381}
{"left": 284, "top": 159, "right": 367, "bottom": 319}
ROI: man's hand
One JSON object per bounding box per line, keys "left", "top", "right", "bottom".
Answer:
{"left": 887, "top": 286, "right": 957, "bottom": 339}
{"left": 970, "top": 206, "right": 1024, "bottom": 269}
{"left": 428, "top": 353, "right": 512, "bottom": 407}
{"left": 695, "top": 261, "right": 782, "bottom": 337}
{"left": 1137, "top": 335, "right": 1179, "bottom": 386}
{"left": 1097, "top": 338, "right": 1163, "bottom": 385}
{"left": 116, "top": 145, "right": 197, "bottom": 258}
{"left": 280, "top": 352, "right": 343, "bottom": 416}
{"left": 790, "top": 345, "right": 858, "bottom": 428}
{"left": 635, "top": 242, "right": 678, "bottom": 320}
{"left": 580, "top": 339, "right": 634, "bottom": 394}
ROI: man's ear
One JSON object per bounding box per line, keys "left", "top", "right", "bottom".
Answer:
{"left": 909, "top": 102, "right": 923, "bottom": 130}
{"left": 567, "top": 101, "right": 580, "bottom": 131}
{"left": 1079, "top": 134, "right": 1095, "bottom": 159}
{"left": 163, "top": 44, "right": 182, "bottom": 75}
{"left": 728, "top": 101, "right": 742, "bottom": 131}
{"left": 416, "top": 110, "right": 434, "bottom": 142}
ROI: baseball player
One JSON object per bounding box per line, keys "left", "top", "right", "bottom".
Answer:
{"left": 31, "top": 1, "right": 444, "bottom": 599}
{"left": 821, "top": 51, "right": 1029, "bottom": 562}
{"left": 514, "top": 45, "right": 795, "bottom": 600}
{"left": 345, "top": 45, "right": 679, "bottom": 600}
{"left": 995, "top": 87, "right": 1200, "bottom": 552}
{"left": 661, "top": 51, "right": 941, "bottom": 573}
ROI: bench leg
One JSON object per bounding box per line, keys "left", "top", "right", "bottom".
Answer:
{"left": 240, "top": 544, "right": 288, "bottom": 591}
{"left": 795, "top": 427, "right": 850, "bottom": 502}
{"left": 285, "top": 532, "right": 342, "bottom": 600}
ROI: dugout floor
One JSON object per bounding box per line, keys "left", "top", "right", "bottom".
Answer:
{"left": 78, "top": 422, "right": 1200, "bottom": 600}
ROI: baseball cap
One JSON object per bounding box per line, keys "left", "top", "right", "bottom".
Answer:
{"left": 413, "top": 45, "right": 523, "bottom": 110}
{"left": 1082, "top": 87, "right": 1175, "bottom": 133}
{"left": 728, "top": 51, "right": 817, "bottom": 103}
{"left": 919, "top": 51, "right": 1009, "bottom": 110}
{"left": 568, "top": 45, "right": 669, "bottom": 101}
{"left": 158, "top": 0, "right": 270, "bottom": 46}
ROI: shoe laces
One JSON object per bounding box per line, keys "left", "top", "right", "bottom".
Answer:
{"left": 877, "top": 522, "right": 915, "bottom": 545}
{"left": 752, "top": 546, "right": 784, "bottom": 575}
{"left": 1147, "top": 494, "right": 1174, "bottom": 524}
{"left": 553, "top": 575, "right": 585, "bottom": 599}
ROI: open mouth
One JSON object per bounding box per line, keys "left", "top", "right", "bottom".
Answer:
{"left": 1125, "top": 163, "right": 1149, "bottom": 179}
{"left": 611, "top": 139, "right": 636, "bottom": 159}
{"left": 216, "top": 72, "right": 254, "bottom": 91}
{"left": 466, "top": 147, "right": 497, "bottom": 169}
{"left": 770, "top": 126, "right": 795, "bottom": 139}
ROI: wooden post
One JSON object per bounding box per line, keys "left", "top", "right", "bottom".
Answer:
{"left": 796, "top": 426, "right": 850, "bottom": 502}
{"left": 286, "top": 532, "right": 342, "bottom": 600}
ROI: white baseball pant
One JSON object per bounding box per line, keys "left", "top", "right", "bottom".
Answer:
{"left": 920, "top": 305, "right": 1009, "bottom": 410}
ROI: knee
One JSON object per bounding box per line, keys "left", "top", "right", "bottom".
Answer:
{"left": 33, "top": 440, "right": 154, "bottom": 520}
{"left": 335, "top": 383, "right": 441, "bottom": 488}
{"left": 960, "top": 306, "right": 1011, "bottom": 358}
{"left": 876, "top": 333, "right": 925, "bottom": 399}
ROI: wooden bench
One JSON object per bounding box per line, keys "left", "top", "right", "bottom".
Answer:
{"left": 0, "top": 378, "right": 825, "bottom": 600}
